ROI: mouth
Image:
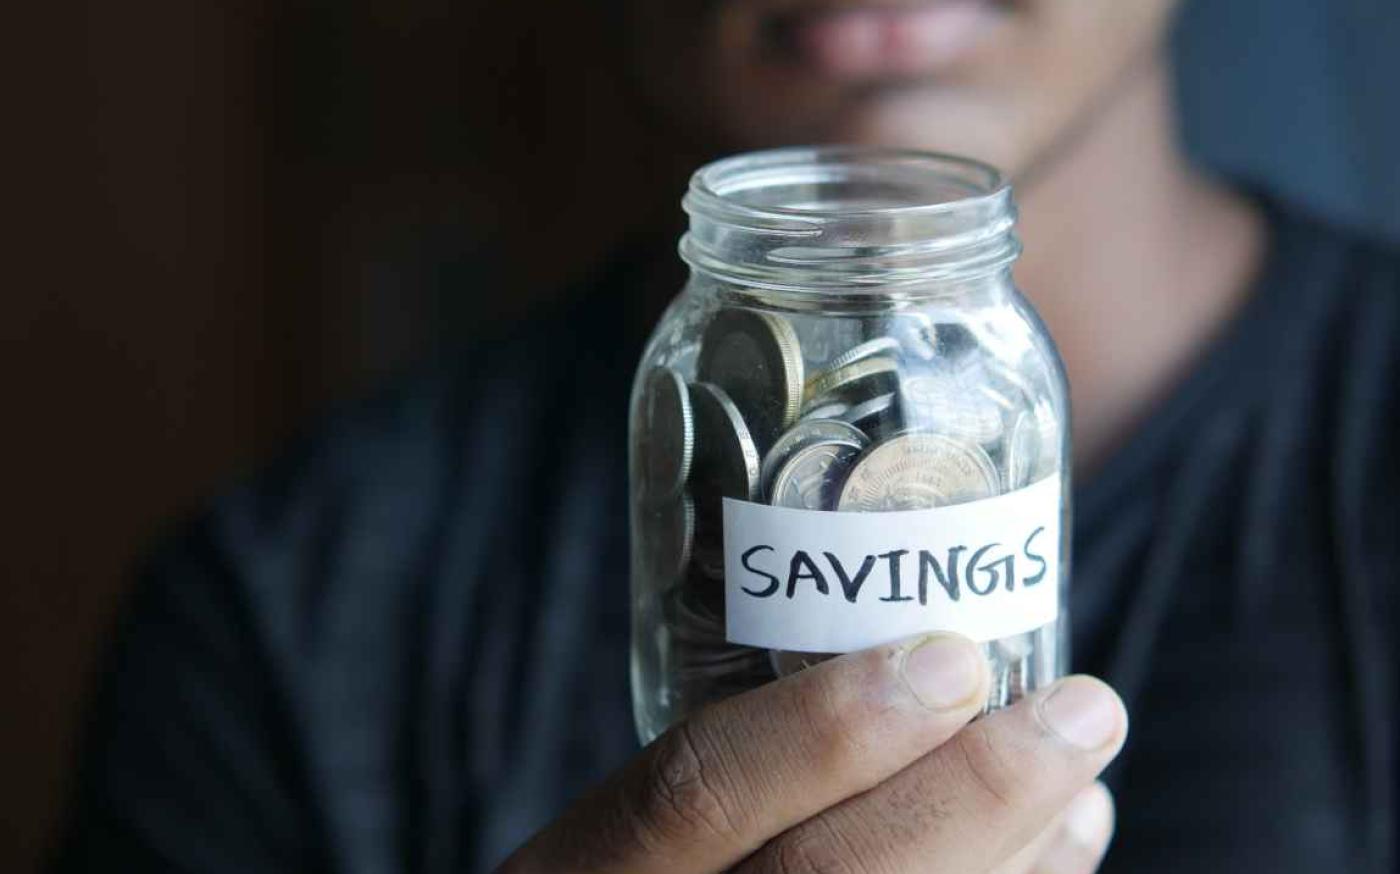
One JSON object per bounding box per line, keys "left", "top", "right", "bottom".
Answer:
{"left": 761, "top": 0, "right": 1013, "bottom": 80}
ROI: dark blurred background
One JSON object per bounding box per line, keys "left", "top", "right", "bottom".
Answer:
{"left": 4, "top": 1, "right": 1397, "bottom": 870}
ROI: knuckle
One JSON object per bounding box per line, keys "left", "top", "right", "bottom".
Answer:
{"left": 953, "top": 725, "right": 1027, "bottom": 812}
{"left": 756, "top": 821, "right": 863, "bottom": 874}
{"left": 792, "top": 669, "right": 874, "bottom": 774}
{"left": 638, "top": 722, "right": 744, "bottom": 844}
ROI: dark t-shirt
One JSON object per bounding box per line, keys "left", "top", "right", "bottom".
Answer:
{"left": 52, "top": 203, "right": 1399, "bottom": 873}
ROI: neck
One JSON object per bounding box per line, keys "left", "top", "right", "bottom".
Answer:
{"left": 1014, "top": 59, "right": 1265, "bottom": 471}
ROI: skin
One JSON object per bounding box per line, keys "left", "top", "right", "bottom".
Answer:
{"left": 618, "top": 0, "right": 1263, "bottom": 467}
{"left": 500, "top": 0, "right": 1264, "bottom": 869}
{"left": 501, "top": 634, "right": 1125, "bottom": 873}
{"left": 622, "top": 0, "right": 1176, "bottom": 178}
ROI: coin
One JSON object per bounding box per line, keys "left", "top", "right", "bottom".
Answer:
{"left": 987, "top": 637, "right": 1031, "bottom": 710}
{"left": 892, "top": 313, "right": 939, "bottom": 361}
{"left": 803, "top": 355, "right": 901, "bottom": 410}
{"left": 665, "top": 583, "right": 771, "bottom": 678}
{"left": 770, "top": 440, "right": 864, "bottom": 511}
{"left": 641, "top": 493, "right": 694, "bottom": 585}
{"left": 1004, "top": 410, "right": 1040, "bottom": 491}
{"left": 664, "top": 582, "right": 725, "bottom": 645}
{"left": 1031, "top": 402, "right": 1061, "bottom": 481}
{"left": 802, "top": 401, "right": 851, "bottom": 421}
{"left": 689, "top": 382, "right": 761, "bottom": 503}
{"left": 838, "top": 433, "right": 1000, "bottom": 511}
{"left": 760, "top": 418, "right": 869, "bottom": 499}
{"left": 899, "top": 371, "right": 1006, "bottom": 445}
{"left": 691, "top": 520, "right": 726, "bottom": 580}
{"left": 821, "top": 337, "right": 902, "bottom": 373}
{"left": 697, "top": 309, "right": 804, "bottom": 451}
{"left": 985, "top": 360, "right": 1037, "bottom": 404}
{"left": 838, "top": 392, "right": 899, "bottom": 436}
{"left": 636, "top": 366, "right": 694, "bottom": 505}
{"left": 688, "top": 382, "right": 762, "bottom": 577}
{"left": 931, "top": 321, "right": 977, "bottom": 359}
{"left": 993, "top": 632, "right": 1034, "bottom": 661}
{"left": 977, "top": 383, "right": 1018, "bottom": 415}
{"left": 680, "top": 562, "right": 726, "bottom": 617}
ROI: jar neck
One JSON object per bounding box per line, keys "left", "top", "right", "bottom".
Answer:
{"left": 679, "top": 147, "right": 1021, "bottom": 297}
{"left": 687, "top": 267, "right": 1019, "bottom": 315}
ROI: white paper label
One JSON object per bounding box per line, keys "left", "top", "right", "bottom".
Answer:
{"left": 723, "top": 475, "right": 1061, "bottom": 650}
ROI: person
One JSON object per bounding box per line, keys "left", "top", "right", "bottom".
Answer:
{"left": 52, "top": 1, "right": 1399, "bottom": 872}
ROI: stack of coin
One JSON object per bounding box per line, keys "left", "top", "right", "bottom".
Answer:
{"left": 635, "top": 304, "right": 1062, "bottom": 705}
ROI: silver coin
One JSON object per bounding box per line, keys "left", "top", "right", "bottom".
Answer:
{"left": 641, "top": 493, "right": 695, "bottom": 585}
{"left": 769, "top": 650, "right": 836, "bottom": 677}
{"left": 932, "top": 321, "right": 978, "bottom": 358}
{"left": 892, "top": 314, "right": 939, "bottom": 361}
{"left": 1006, "top": 656, "right": 1027, "bottom": 703}
{"left": 688, "top": 382, "right": 761, "bottom": 503}
{"left": 804, "top": 355, "right": 901, "bottom": 410}
{"left": 987, "top": 645, "right": 1030, "bottom": 711}
{"left": 665, "top": 585, "right": 767, "bottom": 673}
{"left": 770, "top": 440, "right": 864, "bottom": 511}
{"left": 688, "top": 382, "right": 762, "bottom": 577}
{"left": 1032, "top": 402, "right": 1062, "bottom": 481}
{"left": 821, "top": 337, "right": 902, "bottom": 373}
{"left": 664, "top": 583, "right": 724, "bottom": 643}
{"left": 986, "top": 359, "right": 1038, "bottom": 403}
{"left": 1004, "top": 410, "right": 1041, "bottom": 491}
{"left": 636, "top": 366, "right": 694, "bottom": 506}
{"left": 802, "top": 401, "right": 851, "bottom": 421}
{"left": 839, "top": 392, "right": 898, "bottom": 435}
{"left": 760, "top": 419, "right": 870, "bottom": 499}
{"left": 1030, "top": 621, "right": 1060, "bottom": 689}
{"left": 993, "top": 632, "right": 1035, "bottom": 661}
{"left": 690, "top": 529, "right": 726, "bottom": 580}
{"left": 800, "top": 320, "right": 868, "bottom": 368}
{"left": 697, "top": 309, "right": 804, "bottom": 450}
{"left": 676, "top": 641, "right": 767, "bottom": 669}
{"left": 679, "top": 564, "right": 726, "bottom": 618}
{"left": 977, "top": 383, "right": 1018, "bottom": 415}
{"left": 899, "top": 372, "right": 1006, "bottom": 445}
{"left": 838, "top": 433, "right": 1000, "bottom": 512}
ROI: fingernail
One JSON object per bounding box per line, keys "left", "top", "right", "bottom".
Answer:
{"left": 1063, "top": 783, "right": 1114, "bottom": 849}
{"left": 899, "top": 634, "right": 984, "bottom": 711}
{"left": 1037, "top": 677, "right": 1124, "bottom": 751}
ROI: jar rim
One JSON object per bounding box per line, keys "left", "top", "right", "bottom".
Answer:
{"left": 685, "top": 146, "right": 1010, "bottom": 226}
{"left": 680, "top": 146, "right": 1019, "bottom": 290}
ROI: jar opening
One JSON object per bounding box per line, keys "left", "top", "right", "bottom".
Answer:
{"left": 681, "top": 147, "right": 1019, "bottom": 291}
{"left": 693, "top": 146, "right": 1006, "bottom": 216}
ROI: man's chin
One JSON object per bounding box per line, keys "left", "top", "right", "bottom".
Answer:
{"left": 803, "top": 92, "right": 1026, "bottom": 174}
{"left": 684, "top": 73, "right": 1026, "bottom": 173}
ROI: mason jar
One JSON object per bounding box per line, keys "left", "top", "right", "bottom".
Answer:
{"left": 629, "top": 146, "right": 1069, "bottom": 743}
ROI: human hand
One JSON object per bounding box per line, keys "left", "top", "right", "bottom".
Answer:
{"left": 499, "top": 633, "right": 1126, "bottom": 874}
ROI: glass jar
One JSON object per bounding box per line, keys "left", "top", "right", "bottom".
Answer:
{"left": 629, "top": 147, "right": 1069, "bottom": 743}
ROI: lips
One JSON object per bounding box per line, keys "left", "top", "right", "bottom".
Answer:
{"left": 767, "top": 0, "right": 1009, "bottom": 78}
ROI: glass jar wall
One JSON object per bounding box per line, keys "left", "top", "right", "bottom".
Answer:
{"left": 629, "top": 147, "right": 1069, "bottom": 743}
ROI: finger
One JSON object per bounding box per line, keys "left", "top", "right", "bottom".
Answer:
{"left": 994, "top": 781, "right": 1116, "bottom": 874}
{"left": 994, "top": 809, "right": 1067, "bottom": 874}
{"left": 499, "top": 633, "right": 991, "bottom": 874}
{"left": 1028, "top": 782, "right": 1115, "bottom": 874}
{"left": 739, "top": 675, "right": 1127, "bottom": 874}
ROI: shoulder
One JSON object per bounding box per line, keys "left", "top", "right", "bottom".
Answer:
{"left": 1278, "top": 202, "right": 1400, "bottom": 450}
{"left": 142, "top": 287, "right": 633, "bottom": 649}
{"left": 1272, "top": 201, "right": 1400, "bottom": 589}
{"left": 56, "top": 289, "right": 639, "bottom": 867}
